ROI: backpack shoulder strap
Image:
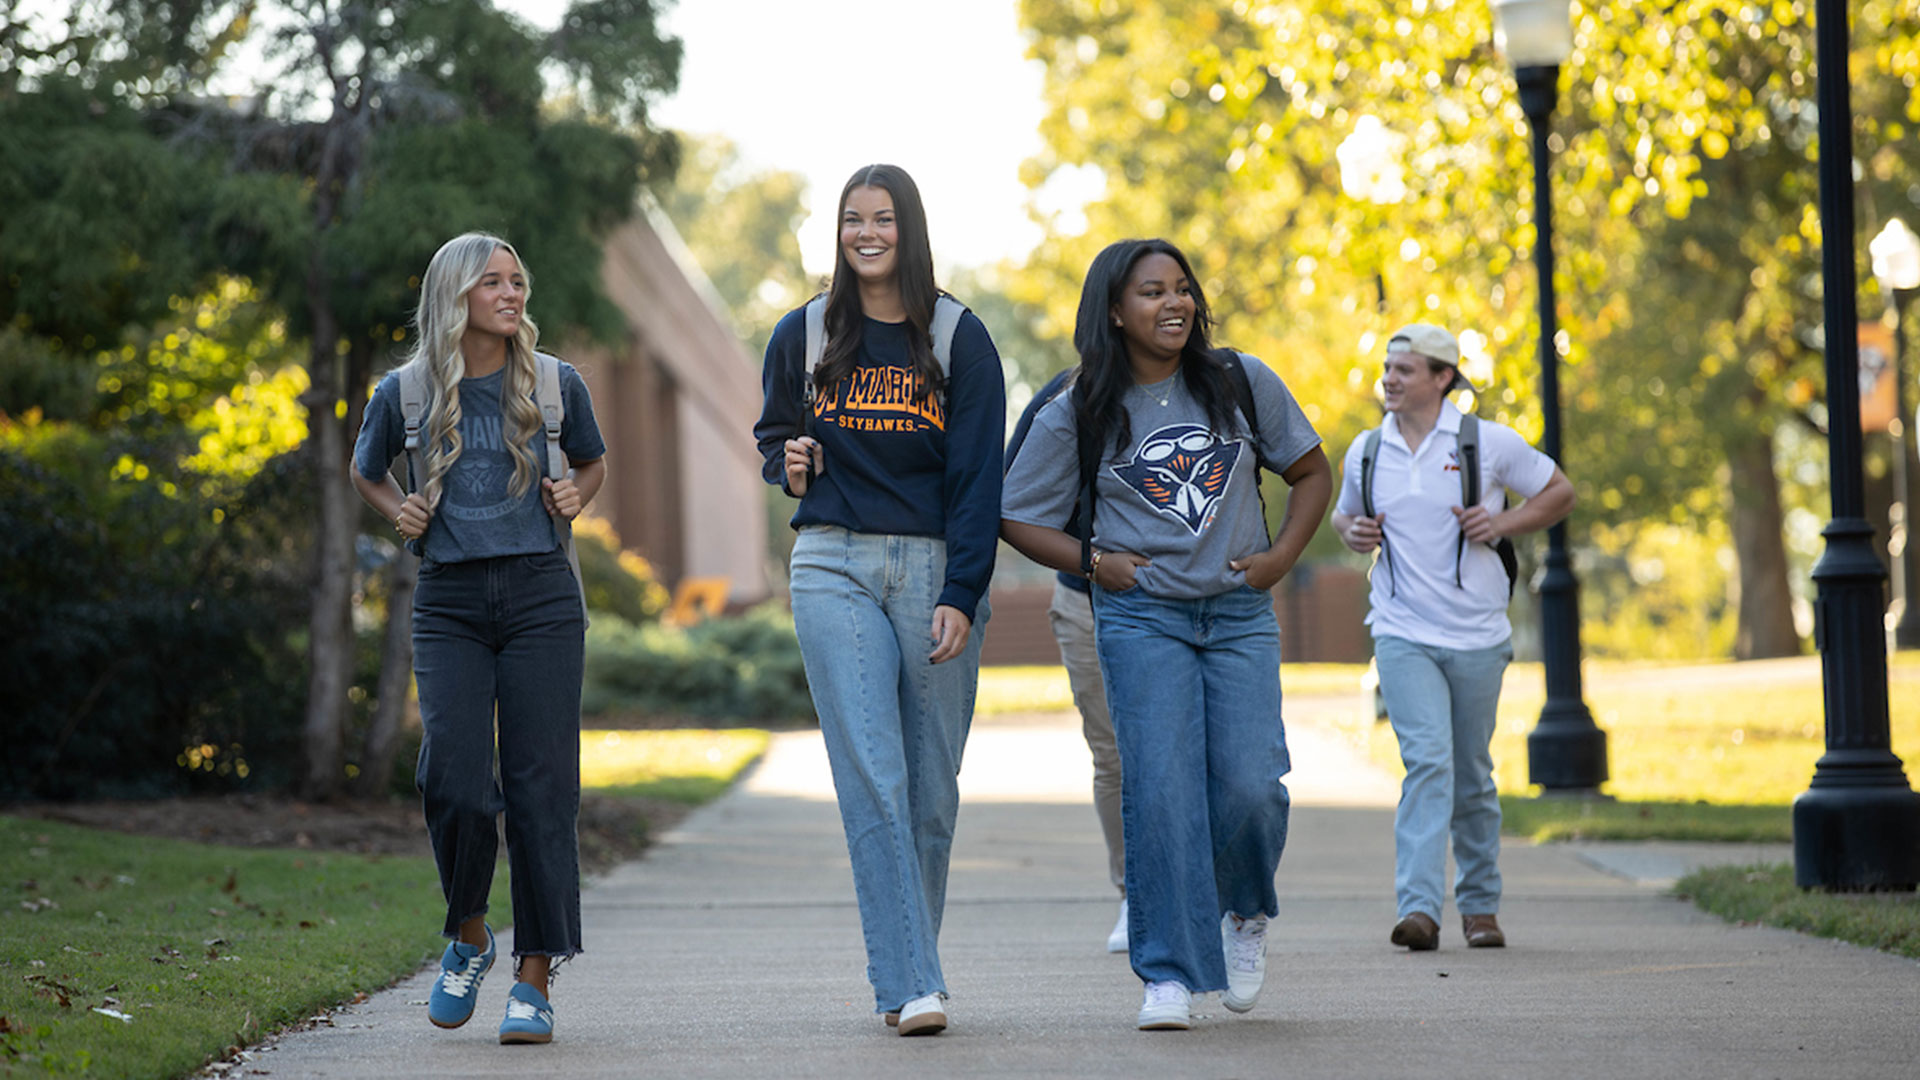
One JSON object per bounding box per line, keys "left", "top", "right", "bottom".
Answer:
{"left": 1225, "top": 351, "right": 1266, "bottom": 465}
{"left": 397, "top": 363, "right": 430, "bottom": 494}
{"left": 1071, "top": 378, "right": 1100, "bottom": 578}
{"left": 1359, "top": 425, "right": 1397, "bottom": 597}
{"left": 535, "top": 353, "right": 567, "bottom": 482}
{"left": 802, "top": 294, "right": 828, "bottom": 384}
{"left": 1360, "top": 427, "right": 1384, "bottom": 520}
{"left": 534, "top": 352, "right": 590, "bottom": 627}
{"left": 1453, "top": 412, "right": 1480, "bottom": 588}
{"left": 930, "top": 295, "right": 966, "bottom": 383}
{"left": 1457, "top": 412, "right": 1482, "bottom": 508}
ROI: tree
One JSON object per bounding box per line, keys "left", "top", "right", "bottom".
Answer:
{"left": 2, "top": 0, "right": 683, "bottom": 796}
{"left": 1013, "top": 0, "right": 1920, "bottom": 658}
{"left": 649, "top": 132, "right": 812, "bottom": 359}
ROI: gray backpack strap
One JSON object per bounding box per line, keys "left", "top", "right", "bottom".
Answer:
{"left": 930, "top": 295, "right": 965, "bottom": 382}
{"left": 535, "top": 353, "right": 590, "bottom": 627}
{"left": 1360, "top": 426, "right": 1396, "bottom": 597}
{"left": 803, "top": 294, "right": 828, "bottom": 386}
{"left": 397, "top": 363, "right": 430, "bottom": 495}
{"left": 1454, "top": 412, "right": 1519, "bottom": 597}
{"left": 1455, "top": 413, "right": 1481, "bottom": 588}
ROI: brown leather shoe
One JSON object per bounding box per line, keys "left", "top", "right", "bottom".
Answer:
{"left": 1390, "top": 912, "right": 1440, "bottom": 951}
{"left": 1462, "top": 913, "right": 1506, "bottom": 948}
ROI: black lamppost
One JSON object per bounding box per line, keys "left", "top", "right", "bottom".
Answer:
{"left": 1793, "top": 0, "right": 1920, "bottom": 890}
{"left": 1492, "top": 0, "right": 1608, "bottom": 793}
{"left": 1870, "top": 218, "right": 1920, "bottom": 649}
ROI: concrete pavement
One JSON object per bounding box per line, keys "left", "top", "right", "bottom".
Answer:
{"left": 245, "top": 696, "right": 1917, "bottom": 1079}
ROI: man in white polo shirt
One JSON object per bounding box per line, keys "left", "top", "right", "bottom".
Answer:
{"left": 1331, "top": 323, "right": 1575, "bottom": 952}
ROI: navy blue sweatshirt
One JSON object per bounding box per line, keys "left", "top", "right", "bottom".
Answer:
{"left": 754, "top": 302, "right": 1006, "bottom": 621}
{"left": 1003, "top": 368, "right": 1089, "bottom": 595}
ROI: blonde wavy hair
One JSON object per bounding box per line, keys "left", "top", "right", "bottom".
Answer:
{"left": 402, "top": 232, "right": 545, "bottom": 509}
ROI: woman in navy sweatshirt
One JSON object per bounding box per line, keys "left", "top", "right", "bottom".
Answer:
{"left": 753, "top": 163, "right": 1005, "bottom": 1037}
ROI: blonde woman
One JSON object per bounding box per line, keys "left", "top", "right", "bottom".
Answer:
{"left": 351, "top": 232, "right": 606, "bottom": 1046}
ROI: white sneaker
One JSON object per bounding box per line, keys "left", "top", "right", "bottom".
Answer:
{"left": 896, "top": 992, "right": 947, "bottom": 1037}
{"left": 1220, "top": 912, "right": 1268, "bottom": 1014}
{"left": 1136, "top": 980, "right": 1191, "bottom": 1030}
{"left": 1106, "top": 898, "right": 1129, "bottom": 953}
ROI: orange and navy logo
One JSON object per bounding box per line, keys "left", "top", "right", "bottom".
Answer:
{"left": 815, "top": 366, "right": 944, "bottom": 433}
{"left": 1112, "top": 423, "right": 1239, "bottom": 535}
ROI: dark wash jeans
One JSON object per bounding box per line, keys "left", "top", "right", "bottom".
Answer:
{"left": 412, "top": 548, "right": 584, "bottom": 959}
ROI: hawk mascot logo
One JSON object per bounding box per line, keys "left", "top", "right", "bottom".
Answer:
{"left": 1112, "top": 423, "right": 1239, "bottom": 535}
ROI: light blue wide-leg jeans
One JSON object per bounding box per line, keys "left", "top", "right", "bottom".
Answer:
{"left": 1375, "top": 634, "right": 1513, "bottom": 922}
{"left": 789, "top": 525, "right": 988, "bottom": 1014}
{"left": 1092, "top": 584, "right": 1291, "bottom": 993}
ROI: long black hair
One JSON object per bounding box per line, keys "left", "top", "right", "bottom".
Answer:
{"left": 1071, "top": 238, "right": 1240, "bottom": 459}
{"left": 815, "top": 164, "right": 943, "bottom": 403}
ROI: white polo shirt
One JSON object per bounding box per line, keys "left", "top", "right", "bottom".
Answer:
{"left": 1334, "top": 402, "right": 1558, "bottom": 650}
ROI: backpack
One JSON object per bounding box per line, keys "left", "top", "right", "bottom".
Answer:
{"left": 797, "top": 293, "right": 968, "bottom": 485}
{"left": 1071, "top": 350, "right": 1271, "bottom": 577}
{"left": 396, "top": 353, "right": 589, "bottom": 623}
{"left": 1359, "top": 412, "right": 1519, "bottom": 598}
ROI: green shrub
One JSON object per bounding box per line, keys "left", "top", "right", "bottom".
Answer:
{"left": 574, "top": 515, "right": 669, "bottom": 625}
{"left": 0, "top": 435, "right": 312, "bottom": 799}
{"left": 583, "top": 602, "right": 813, "bottom": 724}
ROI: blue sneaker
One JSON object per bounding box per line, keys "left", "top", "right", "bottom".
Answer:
{"left": 427, "top": 927, "right": 495, "bottom": 1029}
{"left": 499, "top": 981, "right": 554, "bottom": 1045}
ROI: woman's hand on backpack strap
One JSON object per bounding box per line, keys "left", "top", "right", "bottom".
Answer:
{"left": 542, "top": 476, "right": 583, "bottom": 521}
{"left": 784, "top": 437, "right": 821, "bottom": 496}
{"left": 395, "top": 493, "right": 433, "bottom": 540}
{"left": 928, "top": 605, "right": 972, "bottom": 664}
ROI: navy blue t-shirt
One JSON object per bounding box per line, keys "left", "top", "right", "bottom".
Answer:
{"left": 753, "top": 303, "right": 1006, "bottom": 621}
{"left": 354, "top": 359, "right": 605, "bottom": 565}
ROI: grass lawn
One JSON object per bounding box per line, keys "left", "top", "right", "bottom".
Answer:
{"left": 1677, "top": 863, "right": 1920, "bottom": 960}
{"left": 1, "top": 729, "right": 765, "bottom": 1079}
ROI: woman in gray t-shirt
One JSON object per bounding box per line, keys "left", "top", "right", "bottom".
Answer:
{"left": 351, "top": 232, "right": 606, "bottom": 1046}
{"left": 1001, "top": 238, "right": 1330, "bottom": 1031}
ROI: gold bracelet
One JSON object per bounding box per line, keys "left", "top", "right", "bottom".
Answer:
{"left": 1088, "top": 549, "right": 1104, "bottom": 581}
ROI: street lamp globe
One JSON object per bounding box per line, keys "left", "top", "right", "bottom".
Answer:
{"left": 1491, "top": 0, "right": 1574, "bottom": 68}
{"left": 1872, "top": 218, "right": 1920, "bottom": 292}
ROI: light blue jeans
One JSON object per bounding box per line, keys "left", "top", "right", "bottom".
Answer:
{"left": 1091, "top": 584, "right": 1291, "bottom": 993}
{"left": 788, "top": 526, "right": 988, "bottom": 1014}
{"left": 1375, "top": 634, "right": 1513, "bottom": 922}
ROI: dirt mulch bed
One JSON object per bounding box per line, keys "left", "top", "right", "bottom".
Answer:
{"left": 5, "top": 792, "right": 687, "bottom": 877}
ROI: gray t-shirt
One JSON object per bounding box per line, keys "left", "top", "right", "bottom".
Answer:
{"left": 354, "top": 360, "right": 606, "bottom": 565}
{"left": 1002, "top": 357, "right": 1321, "bottom": 599}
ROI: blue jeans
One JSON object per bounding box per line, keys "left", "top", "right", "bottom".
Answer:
{"left": 412, "top": 549, "right": 585, "bottom": 959}
{"left": 1374, "top": 635, "right": 1512, "bottom": 922}
{"left": 788, "top": 526, "right": 988, "bottom": 1013}
{"left": 1091, "top": 584, "right": 1291, "bottom": 992}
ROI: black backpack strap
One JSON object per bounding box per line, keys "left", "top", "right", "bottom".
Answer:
{"left": 1223, "top": 351, "right": 1276, "bottom": 540}
{"left": 1360, "top": 426, "right": 1396, "bottom": 597}
{"left": 1072, "top": 379, "right": 1100, "bottom": 579}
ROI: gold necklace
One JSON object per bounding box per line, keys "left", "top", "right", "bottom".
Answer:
{"left": 1143, "top": 376, "right": 1175, "bottom": 407}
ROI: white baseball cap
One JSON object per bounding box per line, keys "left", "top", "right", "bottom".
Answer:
{"left": 1386, "top": 323, "right": 1470, "bottom": 391}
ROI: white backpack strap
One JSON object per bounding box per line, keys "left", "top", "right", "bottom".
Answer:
{"left": 534, "top": 353, "right": 590, "bottom": 627}
{"left": 397, "top": 363, "right": 429, "bottom": 494}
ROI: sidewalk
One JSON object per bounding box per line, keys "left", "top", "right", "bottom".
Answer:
{"left": 248, "top": 698, "right": 1917, "bottom": 1079}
